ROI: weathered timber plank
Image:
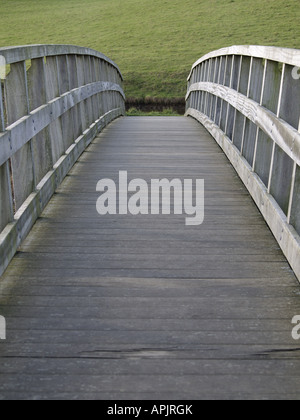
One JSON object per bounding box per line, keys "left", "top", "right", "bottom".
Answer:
{"left": 4, "top": 61, "right": 35, "bottom": 210}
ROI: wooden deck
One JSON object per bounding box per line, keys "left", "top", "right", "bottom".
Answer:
{"left": 0, "top": 116, "right": 300, "bottom": 400}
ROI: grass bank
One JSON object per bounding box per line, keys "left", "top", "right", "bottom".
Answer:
{"left": 126, "top": 108, "right": 181, "bottom": 117}
{"left": 0, "top": 0, "right": 299, "bottom": 100}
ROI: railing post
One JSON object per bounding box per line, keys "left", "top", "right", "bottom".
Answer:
{"left": 242, "top": 57, "right": 265, "bottom": 167}
{"left": 4, "top": 61, "right": 35, "bottom": 211}
{"left": 57, "top": 55, "right": 75, "bottom": 150}
{"left": 1, "top": 77, "right": 13, "bottom": 232}
{"left": 84, "top": 56, "right": 94, "bottom": 127}
{"left": 268, "top": 63, "right": 286, "bottom": 194}
{"left": 231, "top": 55, "right": 242, "bottom": 144}
{"left": 0, "top": 161, "right": 14, "bottom": 233}
{"left": 94, "top": 57, "right": 104, "bottom": 118}
{"left": 67, "top": 55, "right": 81, "bottom": 142}
{"left": 45, "top": 55, "right": 65, "bottom": 164}
{"left": 27, "top": 57, "right": 53, "bottom": 186}
{"left": 75, "top": 55, "right": 88, "bottom": 134}
{"left": 0, "top": 79, "right": 5, "bottom": 132}
{"left": 90, "top": 56, "right": 100, "bottom": 123}
{"left": 252, "top": 59, "right": 268, "bottom": 171}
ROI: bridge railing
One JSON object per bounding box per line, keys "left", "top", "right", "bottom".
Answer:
{"left": 0, "top": 44, "right": 125, "bottom": 276}
{"left": 186, "top": 46, "right": 300, "bottom": 280}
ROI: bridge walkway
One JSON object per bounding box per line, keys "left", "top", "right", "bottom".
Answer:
{"left": 0, "top": 116, "right": 299, "bottom": 400}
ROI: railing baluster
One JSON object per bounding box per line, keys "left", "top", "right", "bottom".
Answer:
{"left": 4, "top": 60, "right": 35, "bottom": 211}
{"left": 185, "top": 45, "right": 300, "bottom": 281}
{"left": 0, "top": 162, "right": 14, "bottom": 233}
{"left": 67, "top": 55, "right": 81, "bottom": 142}
{"left": 28, "top": 57, "right": 53, "bottom": 186}
{"left": 252, "top": 59, "right": 268, "bottom": 171}
{"left": 0, "top": 44, "right": 125, "bottom": 276}
{"left": 45, "top": 55, "right": 65, "bottom": 164}
{"left": 231, "top": 55, "right": 243, "bottom": 145}
{"left": 0, "top": 78, "right": 6, "bottom": 131}
{"left": 76, "top": 55, "right": 88, "bottom": 134}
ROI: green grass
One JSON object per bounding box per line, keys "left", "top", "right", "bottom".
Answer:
{"left": 127, "top": 107, "right": 180, "bottom": 117}
{"left": 0, "top": 0, "right": 299, "bottom": 98}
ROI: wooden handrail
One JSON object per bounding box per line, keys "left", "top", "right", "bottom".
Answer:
{"left": 187, "top": 45, "right": 300, "bottom": 79}
{"left": 0, "top": 44, "right": 123, "bottom": 78}
{"left": 0, "top": 44, "right": 125, "bottom": 276}
{"left": 0, "top": 82, "right": 124, "bottom": 167}
{"left": 186, "top": 45, "right": 300, "bottom": 281}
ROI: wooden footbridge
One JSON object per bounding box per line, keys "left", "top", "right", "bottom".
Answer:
{"left": 0, "top": 44, "right": 300, "bottom": 400}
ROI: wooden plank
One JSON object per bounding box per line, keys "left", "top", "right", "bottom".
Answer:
{"left": 44, "top": 56, "right": 65, "bottom": 164}
{"left": 84, "top": 56, "right": 95, "bottom": 127}
{"left": 0, "top": 391, "right": 299, "bottom": 401}
{"left": 3, "top": 282, "right": 298, "bottom": 299}
{"left": 45, "top": 56, "right": 60, "bottom": 102}
{"left": 90, "top": 56, "right": 100, "bottom": 123}
{"left": 0, "top": 162, "right": 13, "bottom": 232}
{"left": 270, "top": 145, "right": 294, "bottom": 216}
{"left": 67, "top": 55, "right": 81, "bottom": 142}
{"left": 76, "top": 55, "right": 88, "bottom": 133}
{"left": 4, "top": 60, "right": 29, "bottom": 124}
{"left": 57, "top": 55, "right": 75, "bottom": 150}
{"left": 1, "top": 357, "right": 300, "bottom": 377}
{"left": 0, "top": 371, "right": 300, "bottom": 399}
{"left": 290, "top": 164, "right": 300, "bottom": 236}
{"left": 27, "top": 58, "right": 53, "bottom": 185}
{"left": 4, "top": 61, "right": 35, "bottom": 211}
{"left": 248, "top": 57, "right": 265, "bottom": 103}
{"left": 261, "top": 59, "right": 282, "bottom": 115}
{"left": 1, "top": 326, "right": 300, "bottom": 348}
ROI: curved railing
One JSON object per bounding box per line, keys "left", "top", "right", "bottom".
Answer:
{"left": 186, "top": 45, "right": 300, "bottom": 280}
{"left": 0, "top": 44, "right": 125, "bottom": 275}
